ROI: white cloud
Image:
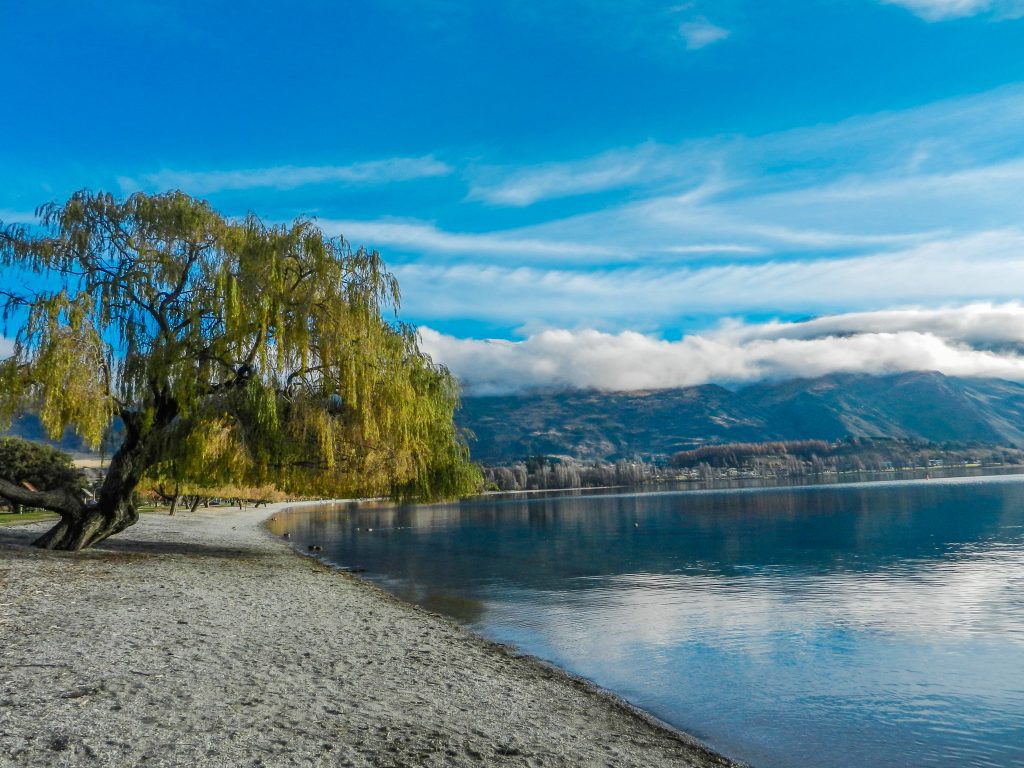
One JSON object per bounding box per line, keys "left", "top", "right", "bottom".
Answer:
{"left": 880, "top": 0, "right": 1024, "bottom": 20}
{"left": 419, "top": 303, "right": 1024, "bottom": 394}
{"left": 678, "top": 19, "right": 730, "bottom": 49}
{"left": 0, "top": 337, "right": 13, "bottom": 358}
{"left": 118, "top": 156, "right": 451, "bottom": 195}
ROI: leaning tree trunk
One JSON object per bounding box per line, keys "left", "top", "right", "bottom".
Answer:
{"left": 31, "top": 415, "right": 154, "bottom": 550}
{"left": 12, "top": 403, "right": 176, "bottom": 550}
{"left": 31, "top": 499, "right": 140, "bottom": 550}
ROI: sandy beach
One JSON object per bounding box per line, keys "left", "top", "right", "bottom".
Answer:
{"left": 0, "top": 503, "right": 740, "bottom": 768}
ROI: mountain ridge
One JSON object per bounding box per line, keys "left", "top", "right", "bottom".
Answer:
{"left": 456, "top": 372, "right": 1024, "bottom": 463}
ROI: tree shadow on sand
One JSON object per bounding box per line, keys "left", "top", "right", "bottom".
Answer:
{"left": 0, "top": 525, "right": 262, "bottom": 561}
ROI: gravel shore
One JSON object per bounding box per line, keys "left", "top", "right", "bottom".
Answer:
{"left": 0, "top": 504, "right": 741, "bottom": 768}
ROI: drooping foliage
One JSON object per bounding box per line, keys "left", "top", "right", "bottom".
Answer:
{"left": 0, "top": 190, "right": 480, "bottom": 548}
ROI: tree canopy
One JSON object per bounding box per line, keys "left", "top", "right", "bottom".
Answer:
{"left": 0, "top": 190, "right": 480, "bottom": 549}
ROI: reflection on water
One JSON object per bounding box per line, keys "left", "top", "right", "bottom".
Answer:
{"left": 272, "top": 475, "right": 1024, "bottom": 768}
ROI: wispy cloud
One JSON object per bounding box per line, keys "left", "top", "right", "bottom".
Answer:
{"left": 0, "top": 336, "right": 13, "bottom": 358}
{"left": 118, "top": 156, "right": 452, "bottom": 195}
{"left": 462, "top": 83, "right": 1024, "bottom": 279}
{"left": 678, "top": 19, "right": 730, "bottom": 49}
{"left": 87, "top": 86, "right": 1024, "bottom": 340}
{"left": 394, "top": 231, "right": 1024, "bottom": 328}
{"left": 420, "top": 303, "right": 1024, "bottom": 394}
{"left": 880, "top": 0, "right": 1024, "bottom": 20}
{"left": 319, "top": 218, "right": 616, "bottom": 259}
{"left": 431, "top": 87, "right": 1024, "bottom": 299}
{"left": 468, "top": 143, "right": 671, "bottom": 206}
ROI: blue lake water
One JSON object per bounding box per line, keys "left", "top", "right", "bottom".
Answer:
{"left": 272, "top": 475, "right": 1024, "bottom": 768}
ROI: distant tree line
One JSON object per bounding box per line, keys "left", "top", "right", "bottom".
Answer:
{"left": 481, "top": 439, "right": 1024, "bottom": 492}
{"left": 483, "top": 454, "right": 671, "bottom": 492}
{"left": 669, "top": 437, "right": 1024, "bottom": 476}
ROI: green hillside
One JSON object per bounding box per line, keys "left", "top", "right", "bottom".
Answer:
{"left": 457, "top": 372, "right": 1024, "bottom": 463}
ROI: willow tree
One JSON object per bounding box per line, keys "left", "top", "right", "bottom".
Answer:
{"left": 0, "top": 190, "right": 480, "bottom": 550}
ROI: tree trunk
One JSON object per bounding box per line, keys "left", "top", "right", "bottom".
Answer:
{"left": 168, "top": 484, "right": 180, "bottom": 516}
{"left": 32, "top": 502, "right": 140, "bottom": 550}
{"left": 189, "top": 496, "right": 202, "bottom": 513}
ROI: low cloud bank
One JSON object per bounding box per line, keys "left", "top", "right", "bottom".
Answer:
{"left": 418, "top": 303, "right": 1024, "bottom": 395}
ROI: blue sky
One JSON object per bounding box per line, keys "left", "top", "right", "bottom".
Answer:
{"left": 4, "top": 0, "right": 1024, "bottom": 391}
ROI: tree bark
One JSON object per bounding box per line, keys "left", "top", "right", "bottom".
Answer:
{"left": 0, "top": 476, "right": 128, "bottom": 550}
{"left": 0, "top": 479, "right": 85, "bottom": 524}
{"left": 31, "top": 502, "right": 139, "bottom": 550}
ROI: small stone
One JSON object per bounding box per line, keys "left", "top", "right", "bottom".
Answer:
{"left": 60, "top": 686, "right": 96, "bottom": 699}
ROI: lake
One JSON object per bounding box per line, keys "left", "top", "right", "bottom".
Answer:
{"left": 271, "top": 475, "right": 1024, "bottom": 768}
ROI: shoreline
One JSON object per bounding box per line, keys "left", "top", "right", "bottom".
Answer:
{"left": 0, "top": 501, "right": 741, "bottom": 767}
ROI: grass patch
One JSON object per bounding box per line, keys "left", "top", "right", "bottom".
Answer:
{"left": 0, "top": 510, "right": 60, "bottom": 527}
{"left": 0, "top": 503, "right": 214, "bottom": 527}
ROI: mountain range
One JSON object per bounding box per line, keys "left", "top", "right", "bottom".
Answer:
{"left": 456, "top": 372, "right": 1024, "bottom": 464}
